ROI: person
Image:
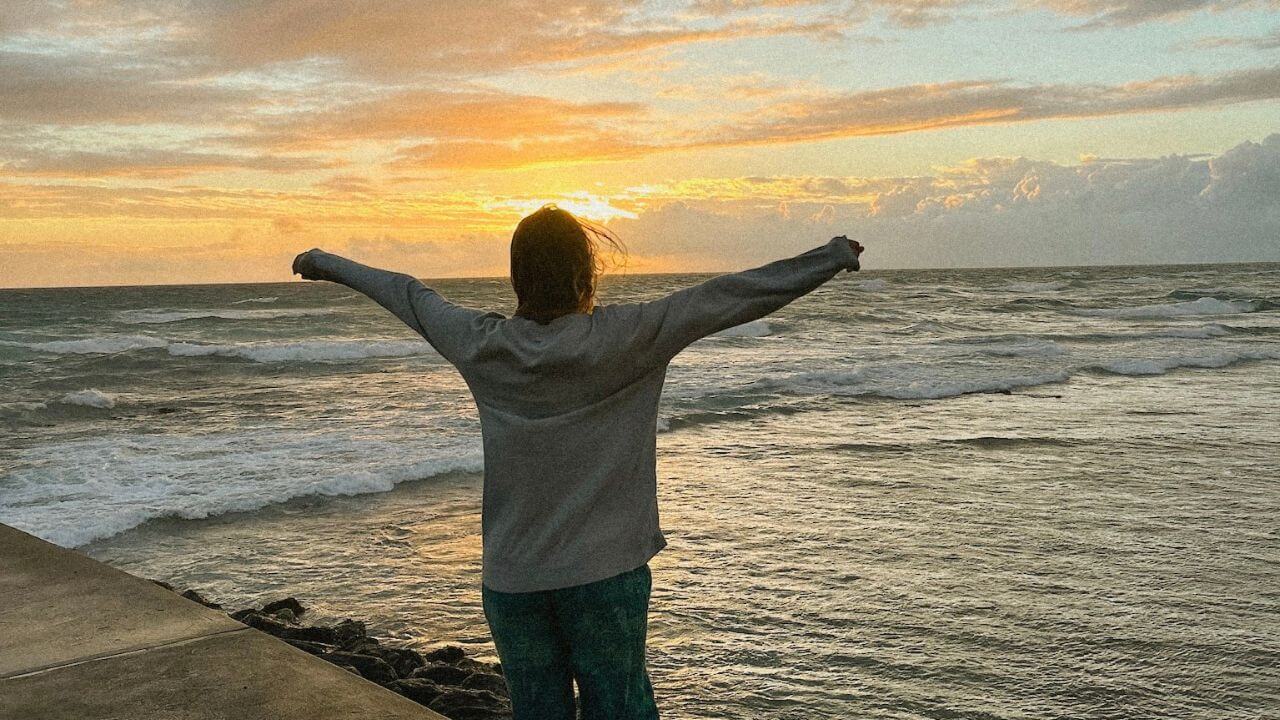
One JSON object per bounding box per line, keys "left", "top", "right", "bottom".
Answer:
{"left": 292, "top": 204, "right": 864, "bottom": 719}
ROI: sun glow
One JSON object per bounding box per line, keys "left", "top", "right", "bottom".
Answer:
{"left": 487, "top": 193, "right": 639, "bottom": 224}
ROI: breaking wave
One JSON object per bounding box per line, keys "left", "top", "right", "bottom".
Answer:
{"left": 0, "top": 432, "right": 484, "bottom": 547}
{"left": 116, "top": 307, "right": 334, "bottom": 324}
{"left": 1077, "top": 297, "right": 1257, "bottom": 319}
{"left": 8, "top": 334, "right": 435, "bottom": 363}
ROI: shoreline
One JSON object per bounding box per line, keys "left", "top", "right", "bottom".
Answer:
{"left": 153, "top": 582, "right": 512, "bottom": 720}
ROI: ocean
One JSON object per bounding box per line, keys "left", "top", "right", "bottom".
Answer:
{"left": 2, "top": 262, "right": 1278, "bottom": 719}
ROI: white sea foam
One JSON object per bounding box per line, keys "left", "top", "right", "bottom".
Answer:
{"left": 230, "top": 296, "right": 279, "bottom": 304}
{"left": 998, "top": 281, "right": 1069, "bottom": 292}
{"left": 852, "top": 279, "right": 890, "bottom": 291}
{"left": 168, "top": 339, "right": 434, "bottom": 363}
{"left": 1097, "top": 349, "right": 1280, "bottom": 376}
{"left": 0, "top": 430, "right": 484, "bottom": 547}
{"left": 10, "top": 333, "right": 436, "bottom": 363}
{"left": 117, "top": 308, "right": 334, "bottom": 324}
{"left": 22, "top": 335, "right": 169, "bottom": 354}
{"left": 711, "top": 320, "right": 772, "bottom": 338}
{"left": 753, "top": 365, "right": 1071, "bottom": 400}
{"left": 879, "top": 371, "right": 1072, "bottom": 400}
{"left": 1078, "top": 297, "right": 1256, "bottom": 319}
{"left": 1155, "top": 324, "right": 1232, "bottom": 339}
{"left": 60, "top": 389, "right": 116, "bottom": 409}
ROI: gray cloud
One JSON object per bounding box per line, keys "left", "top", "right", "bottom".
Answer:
{"left": 0, "top": 149, "right": 338, "bottom": 177}
{"left": 609, "top": 134, "right": 1280, "bottom": 269}
{"left": 709, "top": 65, "right": 1280, "bottom": 148}
{"left": 0, "top": 50, "right": 258, "bottom": 125}
{"left": 1189, "top": 26, "right": 1280, "bottom": 49}
{"left": 1031, "top": 0, "right": 1280, "bottom": 27}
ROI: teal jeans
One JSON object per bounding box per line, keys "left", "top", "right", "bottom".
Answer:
{"left": 482, "top": 562, "right": 660, "bottom": 720}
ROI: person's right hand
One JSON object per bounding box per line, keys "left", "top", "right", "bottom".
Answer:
{"left": 292, "top": 249, "right": 327, "bottom": 281}
{"left": 835, "top": 235, "right": 864, "bottom": 257}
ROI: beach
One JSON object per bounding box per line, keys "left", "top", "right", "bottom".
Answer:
{"left": 3, "top": 263, "right": 1279, "bottom": 718}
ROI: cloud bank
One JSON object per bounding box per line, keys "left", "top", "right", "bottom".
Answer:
{"left": 610, "top": 134, "right": 1280, "bottom": 270}
{"left": 3, "top": 135, "right": 1275, "bottom": 287}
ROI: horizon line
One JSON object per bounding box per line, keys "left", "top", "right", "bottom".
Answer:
{"left": 3, "top": 259, "right": 1277, "bottom": 292}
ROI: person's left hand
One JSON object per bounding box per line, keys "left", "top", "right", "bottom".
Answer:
{"left": 292, "top": 249, "right": 327, "bottom": 281}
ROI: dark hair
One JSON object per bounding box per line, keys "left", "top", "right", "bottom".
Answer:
{"left": 510, "top": 204, "right": 626, "bottom": 324}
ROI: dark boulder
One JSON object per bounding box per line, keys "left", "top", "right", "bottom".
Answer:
{"left": 229, "top": 608, "right": 257, "bottom": 623}
{"left": 423, "top": 645, "right": 467, "bottom": 664}
{"left": 270, "top": 607, "right": 298, "bottom": 624}
{"left": 180, "top": 589, "right": 223, "bottom": 610}
{"left": 461, "top": 671, "right": 509, "bottom": 696}
{"left": 427, "top": 688, "right": 509, "bottom": 719}
{"left": 239, "top": 612, "right": 339, "bottom": 645}
{"left": 343, "top": 637, "right": 382, "bottom": 655}
{"left": 150, "top": 579, "right": 175, "bottom": 592}
{"left": 412, "top": 662, "right": 471, "bottom": 686}
{"left": 333, "top": 619, "right": 368, "bottom": 648}
{"left": 286, "top": 624, "right": 340, "bottom": 644}
{"left": 284, "top": 639, "right": 334, "bottom": 656}
{"left": 391, "top": 678, "right": 445, "bottom": 705}
{"left": 373, "top": 646, "right": 425, "bottom": 678}
{"left": 262, "top": 597, "right": 306, "bottom": 617}
{"left": 321, "top": 651, "right": 398, "bottom": 686}
{"left": 455, "top": 656, "right": 501, "bottom": 675}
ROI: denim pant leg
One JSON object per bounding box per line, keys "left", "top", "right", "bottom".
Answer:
{"left": 553, "top": 563, "right": 660, "bottom": 720}
{"left": 482, "top": 583, "right": 576, "bottom": 720}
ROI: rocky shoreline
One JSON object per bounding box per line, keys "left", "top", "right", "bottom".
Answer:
{"left": 153, "top": 582, "right": 512, "bottom": 720}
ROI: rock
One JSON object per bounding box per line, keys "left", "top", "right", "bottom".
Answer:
{"left": 180, "top": 589, "right": 223, "bottom": 610}
{"left": 238, "top": 611, "right": 338, "bottom": 644}
{"left": 455, "top": 656, "right": 500, "bottom": 674}
{"left": 427, "top": 688, "right": 509, "bottom": 719}
{"left": 150, "top": 579, "right": 175, "bottom": 592}
{"left": 333, "top": 619, "right": 367, "bottom": 648}
{"left": 262, "top": 597, "right": 306, "bottom": 617}
{"left": 238, "top": 611, "right": 288, "bottom": 635}
{"left": 461, "top": 672, "right": 509, "bottom": 696}
{"left": 391, "top": 678, "right": 445, "bottom": 705}
{"left": 283, "top": 639, "right": 334, "bottom": 656}
{"left": 412, "top": 662, "right": 472, "bottom": 686}
{"left": 321, "top": 651, "right": 398, "bottom": 686}
{"left": 373, "top": 646, "right": 424, "bottom": 678}
{"left": 284, "top": 624, "right": 340, "bottom": 645}
{"left": 229, "top": 608, "right": 257, "bottom": 623}
{"left": 270, "top": 607, "right": 297, "bottom": 624}
{"left": 337, "top": 636, "right": 382, "bottom": 656}
{"left": 423, "top": 645, "right": 467, "bottom": 664}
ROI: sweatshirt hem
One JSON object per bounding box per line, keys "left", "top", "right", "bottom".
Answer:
{"left": 481, "top": 531, "right": 667, "bottom": 594}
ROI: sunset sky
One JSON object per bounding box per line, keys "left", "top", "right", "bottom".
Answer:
{"left": 2, "top": 1, "right": 1278, "bottom": 288}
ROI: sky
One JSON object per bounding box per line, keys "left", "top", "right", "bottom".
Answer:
{"left": 1, "top": 0, "right": 1278, "bottom": 288}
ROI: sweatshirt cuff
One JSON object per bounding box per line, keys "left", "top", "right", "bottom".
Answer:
{"left": 826, "top": 236, "right": 861, "bottom": 273}
{"left": 307, "top": 250, "right": 348, "bottom": 281}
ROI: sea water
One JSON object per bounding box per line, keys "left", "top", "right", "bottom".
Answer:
{"left": 2, "top": 263, "right": 1278, "bottom": 719}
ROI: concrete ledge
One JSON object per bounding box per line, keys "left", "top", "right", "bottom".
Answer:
{"left": 0, "top": 523, "right": 446, "bottom": 719}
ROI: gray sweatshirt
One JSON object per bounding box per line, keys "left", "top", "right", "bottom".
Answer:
{"left": 303, "top": 236, "right": 860, "bottom": 592}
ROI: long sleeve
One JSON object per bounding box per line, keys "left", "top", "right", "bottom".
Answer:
{"left": 604, "top": 236, "right": 860, "bottom": 369}
{"left": 304, "top": 250, "right": 493, "bottom": 366}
